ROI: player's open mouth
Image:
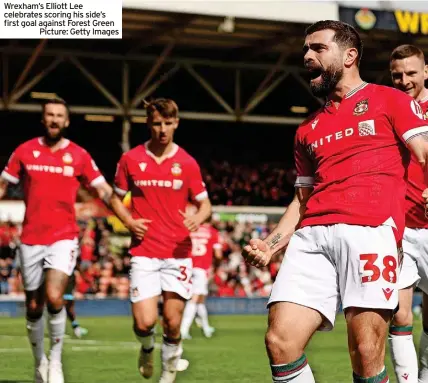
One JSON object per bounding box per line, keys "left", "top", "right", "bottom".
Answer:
{"left": 308, "top": 68, "right": 322, "bottom": 80}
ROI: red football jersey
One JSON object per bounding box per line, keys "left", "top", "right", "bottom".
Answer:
{"left": 190, "top": 223, "right": 221, "bottom": 270}
{"left": 1, "top": 138, "right": 104, "bottom": 245}
{"left": 405, "top": 97, "right": 428, "bottom": 228}
{"left": 295, "top": 83, "right": 428, "bottom": 238}
{"left": 114, "top": 142, "right": 208, "bottom": 259}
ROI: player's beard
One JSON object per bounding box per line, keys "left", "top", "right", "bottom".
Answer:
{"left": 310, "top": 63, "right": 344, "bottom": 98}
{"left": 44, "top": 123, "right": 65, "bottom": 144}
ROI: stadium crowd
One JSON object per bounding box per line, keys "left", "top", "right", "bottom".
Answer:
{"left": 0, "top": 217, "right": 282, "bottom": 298}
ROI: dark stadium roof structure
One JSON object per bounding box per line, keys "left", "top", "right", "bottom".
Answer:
{"left": 0, "top": 8, "right": 427, "bottom": 150}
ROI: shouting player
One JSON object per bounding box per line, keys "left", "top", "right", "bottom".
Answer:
{"left": 180, "top": 205, "right": 223, "bottom": 339}
{"left": 388, "top": 44, "right": 428, "bottom": 383}
{"left": 0, "top": 98, "right": 144, "bottom": 383}
{"left": 113, "top": 98, "right": 212, "bottom": 383}
{"left": 243, "top": 21, "right": 428, "bottom": 382}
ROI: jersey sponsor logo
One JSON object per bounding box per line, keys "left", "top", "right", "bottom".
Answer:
{"left": 307, "top": 121, "right": 377, "bottom": 154}
{"left": 358, "top": 120, "right": 376, "bottom": 136}
{"left": 33, "top": 150, "right": 40, "bottom": 158}
{"left": 308, "top": 128, "right": 354, "bottom": 154}
{"left": 173, "top": 179, "right": 183, "bottom": 190}
{"left": 171, "top": 162, "right": 182, "bottom": 176}
{"left": 411, "top": 99, "right": 424, "bottom": 120}
{"left": 134, "top": 179, "right": 173, "bottom": 188}
{"left": 138, "top": 162, "right": 147, "bottom": 172}
{"left": 63, "top": 166, "right": 74, "bottom": 177}
{"left": 62, "top": 153, "right": 73, "bottom": 164}
{"left": 26, "top": 164, "right": 64, "bottom": 174}
{"left": 353, "top": 99, "right": 368, "bottom": 116}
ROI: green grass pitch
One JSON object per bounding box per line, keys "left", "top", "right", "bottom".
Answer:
{"left": 0, "top": 315, "right": 421, "bottom": 382}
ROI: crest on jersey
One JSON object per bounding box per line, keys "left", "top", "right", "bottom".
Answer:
{"left": 353, "top": 99, "right": 368, "bottom": 116}
{"left": 33, "top": 150, "right": 40, "bottom": 158}
{"left": 424, "top": 110, "right": 428, "bottom": 121}
{"left": 139, "top": 162, "right": 147, "bottom": 172}
{"left": 171, "top": 162, "right": 182, "bottom": 176}
{"left": 62, "top": 153, "right": 73, "bottom": 164}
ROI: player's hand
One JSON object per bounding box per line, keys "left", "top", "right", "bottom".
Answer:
{"left": 126, "top": 218, "right": 151, "bottom": 240}
{"left": 242, "top": 238, "right": 273, "bottom": 268}
{"left": 423, "top": 188, "right": 428, "bottom": 218}
{"left": 179, "top": 210, "right": 200, "bottom": 232}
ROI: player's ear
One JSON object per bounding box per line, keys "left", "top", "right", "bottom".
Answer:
{"left": 65, "top": 118, "right": 70, "bottom": 128}
{"left": 424, "top": 64, "right": 428, "bottom": 81}
{"left": 174, "top": 118, "right": 180, "bottom": 129}
{"left": 344, "top": 47, "right": 358, "bottom": 68}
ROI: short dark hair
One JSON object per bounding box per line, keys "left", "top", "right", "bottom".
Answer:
{"left": 42, "top": 97, "right": 70, "bottom": 116}
{"left": 305, "top": 20, "right": 363, "bottom": 66}
{"left": 390, "top": 44, "right": 425, "bottom": 62}
{"left": 145, "top": 98, "right": 179, "bottom": 120}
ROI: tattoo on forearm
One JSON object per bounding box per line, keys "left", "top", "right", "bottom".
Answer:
{"left": 267, "top": 233, "right": 283, "bottom": 250}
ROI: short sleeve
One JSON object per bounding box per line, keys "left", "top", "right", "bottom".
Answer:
{"left": 80, "top": 151, "right": 105, "bottom": 187}
{"left": 114, "top": 155, "right": 129, "bottom": 197}
{"left": 188, "top": 159, "right": 208, "bottom": 201}
{"left": 294, "top": 129, "right": 315, "bottom": 188}
{"left": 388, "top": 90, "right": 428, "bottom": 143}
{"left": 212, "top": 228, "right": 222, "bottom": 249}
{"left": 1, "top": 150, "right": 22, "bottom": 184}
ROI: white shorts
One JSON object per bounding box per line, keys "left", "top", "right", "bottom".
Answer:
{"left": 129, "top": 256, "right": 193, "bottom": 303}
{"left": 192, "top": 267, "right": 209, "bottom": 296}
{"left": 19, "top": 239, "right": 79, "bottom": 291}
{"left": 268, "top": 224, "right": 400, "bottom": 331}
{"left": 398, "top": 227, "right": 428, "bottom": 293}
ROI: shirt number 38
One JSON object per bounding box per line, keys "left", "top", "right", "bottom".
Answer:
{"left": 360, "top": 254, "right": 398, "bottom": 283}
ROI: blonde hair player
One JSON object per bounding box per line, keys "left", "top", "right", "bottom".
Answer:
{"left": 112, "top": 98, "right": 212, "bottom": 383}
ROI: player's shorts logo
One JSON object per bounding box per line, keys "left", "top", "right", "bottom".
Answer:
{"left": 358, "top": 120, "right": 376, "bottom": 136}
{"left": 353, "top": 99, "right": 368, "bottom": 116}
{"left": 131, "top": 287, "right": 139, "bottom": 297}
{"left": 171, "top": 162, "right": 182, "bottom": 176}
{"left": 62, "top": 153, "right": 73, "bottom": 164}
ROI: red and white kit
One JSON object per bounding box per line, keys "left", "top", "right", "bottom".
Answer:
{"left": 399, "top": 97, "right": 428, "bottom": 292}
{"left": 268, "top": 84, "right": 428, "bottom": 329}
{"left": 1, "top": 137, "right": 105, "bottom": 290}
{"left": 114, "top": 142, "right": 208, "bottom": 302}
{"left": 190, "top": 223, "right": 221, "bottom": 295}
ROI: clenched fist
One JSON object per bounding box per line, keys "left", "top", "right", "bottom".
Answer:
{"left": 242, "top": 238, "right": 273, "bottom": 268}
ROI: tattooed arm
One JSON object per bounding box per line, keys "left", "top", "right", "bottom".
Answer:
{"left": 264, "top": 187, "right": 312, "bottom": 255}
{"left": 242, "top": 187, "right": 312, "bottom": 267}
